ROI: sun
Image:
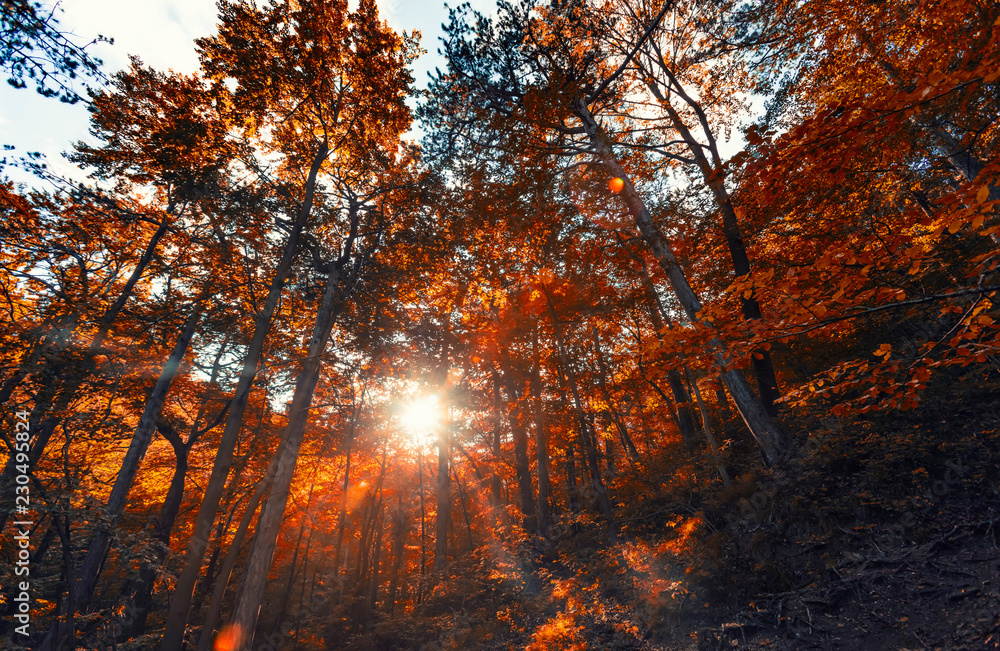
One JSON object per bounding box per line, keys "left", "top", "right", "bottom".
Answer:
{"left": 400, "top": 393, "right": 441, "bottom": 447}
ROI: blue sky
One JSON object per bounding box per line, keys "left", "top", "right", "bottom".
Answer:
{"left": 0, "top": 0, "right": 495, "bottom": 188}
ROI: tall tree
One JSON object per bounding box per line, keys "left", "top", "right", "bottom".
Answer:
{"left": 184, "top": 1, "right": 418, "bottom": 648}
{"left": 424, "top": 0, "right": 785, "bottom": 465}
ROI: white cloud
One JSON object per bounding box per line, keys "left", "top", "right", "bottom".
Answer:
{"left": 57, "top": 0, "right": 217, "bottom": 74}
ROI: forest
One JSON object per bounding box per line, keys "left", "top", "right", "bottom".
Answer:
{"left": 1, "top": 0, "right": 999, "bottom": 649}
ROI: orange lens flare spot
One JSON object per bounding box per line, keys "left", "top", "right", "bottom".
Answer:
{"left": 214, "top": 624, "right": 243, "bottom": 651}
{"left": 609, "top": 177, "right": 625, "bottom": 193}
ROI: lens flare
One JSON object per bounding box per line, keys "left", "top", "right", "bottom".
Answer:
{"left": 214, "top": 624, "right": 243, "bottom": 651}
{"left": 609, "top": 177, "right": 625, "bottom": 193}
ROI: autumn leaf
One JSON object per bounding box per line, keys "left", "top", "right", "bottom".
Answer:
{"left": 977, "top": 185, "right": 989, "bottom": 204}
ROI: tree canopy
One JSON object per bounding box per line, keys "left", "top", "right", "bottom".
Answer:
{"left": 1, "top": 1, "right": 999, "bottom": 649}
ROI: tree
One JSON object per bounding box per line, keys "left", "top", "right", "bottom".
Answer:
{"left": 174, "top": 1, "right": 419, "bottom": 648}
{"left": 1, "top": 0, "right": 108, "bottom": 103}
{"left": 424, "top": 0, "right": 785, "bottom": 465}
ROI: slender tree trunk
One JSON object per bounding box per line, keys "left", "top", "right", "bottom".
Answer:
{"left": 637, "top": 262, "right": 702, "bottom": 446}
{"left": 126, "top": 425, "right": 189, "bottom": 638}
{"left": 530, "top": 322, "right": 552, "bottom": 536}
{"left": 417, "top": 447, "right": 426, "bottom": 602}
{"left": 544, "top": 290, "right": 614, "bottom": 530}
{"left": 42, "top": 302, "right": 202, "bottom": 650}
{"left": 574, "top": 99, "right": 784, "bottom": 466}
{"left": 269, "top": 474, "right": 319, "bottom": 638}
{"left": 159, "top": 145, "right": 328, "bottom": 651}
{"left": 453, "top": 465, "right": 475, "bottom": 551}
{"left": 490, "top": 369, "right": 504, "bottom": 505}
{"left": 435, "top": 405, "right": 451, "bottom": 570}
{"left": 554, "top": 387, "right": 580, "bottom": 514}
{"left": 365, "top": 514, "right": 383, "bottom": 628}
{"left": 503, "top": 373, "right": 537, "bottom": 534}
{"left": 686, "top": 368, "right": 731, "bottom": 487}
{"left": 229, "top": 232, "right": 350, "bottom": 649}
{"left": 590, "top": 323, "right": 640, "bottom": 462}
{"left": 565, "top": 434, "right": 580, "bottom": 513}
{"left": 352, "top": 449, "right": 387, "bottom": 632}
{"left": 131, "top": 335, "right": 233, "bottom": 638}
{"left": 333, "top": 409, "right": 358, "bottom": 585}
{"left": 195, "top": 452, "right": 278, "bottom": 651}
{"left": 386, "top": 498, "right": 406, "bottom": 615}
{"left": 644, "top": 76, "right": 782, "bottom": 415}
{"left": 631, "top": 384, "right": 654, "bottom": 454}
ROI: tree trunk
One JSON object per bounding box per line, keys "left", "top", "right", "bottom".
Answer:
{"left": 229, "top": 227, "right": 350, "bottom": 649}
{"left": 574, "top": 99, "right": 784, "bottom": 466}
{"left": 637, "top": 255, "right": 700, "bottom": 446}
{"left": 159, "top": 145, "right": 327, "bottom": 651}
{"left": 529, "top": 322, "right": 552, "bottom": 536}
{"left": 502, "top": 372, "right": 537, "bottom": 534}
{"left": 126, "top": 423, "right": 190, "bottom": 639}
{"left": 194, "top": 458, "right": 274, "bottom": 651}
{"left": 269, "top": 449, "right": 326, "bottom": 640}
{"left": 590, "top": 323, "right": 640, "bottom": 462}
{"left": 565, "top": 434, "right": 580, "bottom": 513}
{"left": 333, "top": 407, "right": 359, "bottom": 585}
{"left": 42, "top": 302, "right": 202, "bottom": 650}
{"left": 365, "top": 514, "right": 383, "bottom": 628}
{"left": 417, "top": 447, "right": 426, "bottom": 602}
{"left": 453, "top": 464, "right": 475, "bottom": 551}
{"left": 125, "top": 337, "right": 232, "bottom": 639}
{"left": 435, "top": 403, "right": 451, "bottom": 571}
{"left": 385, "top": 498, "right": 406, "bottom": 615}
{"left": 490, "top": 369, "right": 504, "bottom": 505}
{"left": 544, "top": 290, "right": 614, "bottom": 530}
{"left": 686, "top": 368, "right": 731, "bottom": 487}
{"left": 644, "top": 76, "right": 782, "bottom": 415}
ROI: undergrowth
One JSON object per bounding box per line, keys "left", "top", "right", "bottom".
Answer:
{"left": 334, "top": 370, "right": 1000, "bottom": 650}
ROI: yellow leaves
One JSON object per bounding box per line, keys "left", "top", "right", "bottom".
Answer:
{"left": 874, "top": 343, "right": 891, "bottom": 358}
{"left": 977, "top": 185, "right": 989, "bottom": 204}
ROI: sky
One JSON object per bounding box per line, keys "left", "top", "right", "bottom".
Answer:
{"left": 0, "top": 0, "right": 496, "bottom": 188}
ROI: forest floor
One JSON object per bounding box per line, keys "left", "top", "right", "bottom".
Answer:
{"left": 684, "top": 380, "right": 1000, "bottom": 650}
{"left": 349, "top": 374, "right": 1000, "bottom": 651}
{"left": 691, "top": 509, "right": 1000, "bottom": 650}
